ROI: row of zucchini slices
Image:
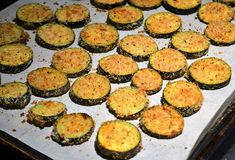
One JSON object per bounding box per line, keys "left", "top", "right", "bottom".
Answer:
{"left": 0, "top": 1, "right": 234, "bottom": 159}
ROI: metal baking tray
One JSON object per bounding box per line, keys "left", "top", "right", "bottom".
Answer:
{"left": 1, "top": 0, "right": 235, "bottom": 159}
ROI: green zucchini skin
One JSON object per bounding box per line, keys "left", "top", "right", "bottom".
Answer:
{"left": 163, "top": 1, "right": 201, "bottom": 15}
{"left": 69, "top": 89, "right": 110, "bottom": 106}
{"left": 97, "top": 66, "right": 133, "bottom": 83}
{"left": 29, "top": 81, "right": 70, "bottom": 98}
{"left": 148, "top": 63, "right": 187, "bottom": 80}
{"left": 213, "top": 0, "right": 235, "bottom": 7}
{"left": 107, "top": 16, "right": 143, "bottom": 30}
{"left": 78, "top": 37, "right": 118, "bottom": 53}
{"left": 90, "top": 0, "right": 127, "bottom": 9}
{"left": 209, "top": 39, "right": 235, "bottom": 47}
{"left": 0, "top": 84, "right": 31, "bottom": 109}
{"left": 0, "top": 58, "right": 33, "bottom": 74}
{"left": 161, "top": 97, "right": 200, "bottom": 117}
{"left": 51, "top": 113, "right": 95, "bottom": 146}
{"left": 128, "top": 0, "right": 162, "bottom": 10}
{"left": 15, "top": 18, "right": 53, "bottom": 30}
{"left": 130, "top": 83, "right": 161, "bottom": 95}
{"left": 169, "top": 41, "right": 208, "bottom": 59}
{"left": 145, "top": 25, "right": 181, "bottom": 38}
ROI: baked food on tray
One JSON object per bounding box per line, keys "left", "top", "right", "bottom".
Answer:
{"left": 129, "top": 0, "right": 162, "bottom": 10}
{"left": 91, "top": 0, "right": 127, "bottom": 9}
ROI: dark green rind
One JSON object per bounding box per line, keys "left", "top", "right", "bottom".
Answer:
{"left": 130, "top": 82, "right": 162, "bottom": 95}
{"left": 106, "top": 102, "right": 145, "bottom": 120}
{"left": 35, "top": 33, "right": 75, "bottom": 50}
{"left": 139, "top": 119, "right": 182, "bottom": 139}
{"left": 128, "top": 1, "right": 162, "bottom": 10}
{"left": 97, "top": 65, "right": 133, "bottom": 83}
{"left": 186, "top": 73, "right": 231, "bottom": 90}
{"left": 148, "top": 63, "right": 187, "bottom": 80}
{"left": 161, "top": 96, "right": 200, "bottom": 117}
{"left": 15, "top": 18, "right": 53, "bottom": 30}
{"left": 117, "top": 46, "right": 149, "bottom": 62}
{"left": 69, "top": 88, "right": 111, "bottom": 106}
{"left": 107, "top": 16, "right": 143, "bottom": 30}
{"left": 51, "top": 56, "right": 92, "bottom": 78}
{"left": 0, "top": 57, "right": 33, "bottom": 74}
{"left": 78, "top": 36, "right": 118, "bottom": 53}
{"left": 90, "top": 0, "right": 127, "bottom": 9}
{"left": 163, "top": 1, "right": 201, "bottom": 15}
{"left": 55, "top": 14, "right": 91, "bottom": 29}
{"left": 0, "top": 87, "right": 31, "bottom": 110}
{"left": 169, "top": 41, "right": 209, "bottom": 59}
{"left": 51, "top": 113, "right": 95, "bottom": 146}
{"left": 144, "top": 24, "right": 182, "bottom": 38}
{"left": 27, "top": 109, "right": 67, "bottom": 128}
{"left": 28, "top": 81, "right": 70, "bottom": 98}
{"left": 95, "top": 135, "right": 141, "bottom": 160}
{"left": 213, "top": 0, "right": 235, "bottom": 7}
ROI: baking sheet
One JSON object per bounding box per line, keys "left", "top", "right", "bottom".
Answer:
{"left": 0, "top": 0, "right": 235, "bottom": 159}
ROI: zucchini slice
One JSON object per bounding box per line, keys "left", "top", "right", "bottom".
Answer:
{"left": 0, "top": 82, "right": 31, "bottom": 109}
{"left": 163, "top": 0, "right": 201, "bottom": 15}
{"left": 198, "top": 2, "right": 234, "bottom": 24}
{"left": 0, "top": 43, "right": 33, "bottom": 74}
{"left": 129, "top": 0, "right": 162, "bottom": 10}
{"left": 0, "top": 22, "right": 29, "bottom": 46}
{"left": 70, "top": 73, "right": 111, "bottom": 106}
{"left": 27, "top": 100, "right": 67, "bottom": 128}
{"left": 149, "top": 48, "right": 187, "bottom": 80}
{"left": 97, "top": 54, "right": 138, "bottom": 83}
{"left": 139, "top": 104, "right": 184, "bottom": 138}
{"left": 27, "top": 67, "right": 70, "bottom": 98}
{"left": 169, "top": 31, "right": 210, "bottom": 59}
{"left": 107, "top": 87, "right": 149, "bottom": 120}
{"left": 117, "top": 34, "right": 158, "bottom": 62}
{"left": 131, "top": 68, "right": 163, "bottom": 95}
{"left": 51, "top": 48, "right": 92, "bottom": 78}
{"left": 144, "top": 12, "right": 182, "bottom": 38}
{"left": 91, "top": 0, "right": 127, "bottom": 9}
{"left": 96, "top": 120, "right": 141, "bottom": 160}
{"left": 36, "top": 23, "right": 75, "bottom": 50}
{"left": 55, "top": 4, "right": 90, "bottom": 28}
{"left": 107, "top": 6, "right": 143, "bottom": 30}
{"left": 204, "top": 21, "right": 235, "bottom": 46}
{"left": 162, "top": 80, "right": 203, "bottom": 117}
{"left": 79, "top": 23, "right": 119, "bottom": 53}
{"left": 51, "top": 113, "right": 94, "bottom": 146}
{"left": 187, "top": 57, "right": 231, "bottom": 90}
{"left": 213, "top": 0, "right": 235, "bottom": 7}
{"left": 16, "top": 3, "right": 53, "bottom": 30}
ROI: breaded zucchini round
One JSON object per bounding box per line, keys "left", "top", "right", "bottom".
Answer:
{"left": 140, "top": 104, "right": 184, "bottom": 138}
{"left": 0, "top": 22, "right": 29, "bottom": 46}
{"left": 36, "top": 23, "right": 75, "bottom": 50}
{"left": 96, "top": 120, "right": 141, "bottom": 160}
{"left": 16, "top": 3, "right": 53, "bottom": 30}
{"left": 131, "top": 68, "right": 163, "bottom": 95}
{"left": 129, "top": 0, "right": 162, "bottom": 10}
{"left": 117, "top": 34, "right": 158, "bottom": 61}
{"left": 79, "top": 23, "right": 119, "bottom": 53}
{"left": 107, "top": 6, "right": 143, "bottom": 30}
{"left": 55, "top": 4, "right": 90, "bottom": 28}
{"left": 91, "top": 0, "right": 127, "bottom": 9}
{"left": 187, "top": 57, "right": 231, "bottom": 90}
{"left": 163, "top": 0, "right": 201, "bottom": 15}
{"left": 162, "top": 80, "right": 203, "bottom": 117}
{"left": 0, "top": 43, "right": 33, "bottom": 74}
{"left": 198, "top": 2, "right": 234, "bottom": 24}
{"left": 149, "top": 48, "right": 187, "bottom": 80}
{"left": 204, "top": 21, "right": 235, "bottom": 46}
{"left": 0, "top": 82, "right": 31, "bottom": 109}
{"left": 213, "top": 0, "right": 235, "bottom": 7}
{"left": 107, "top": 87, "right": 149, "bottom": 120}
{"left": 51, "top": 113, "right": 94, "bottom": 145}
{"left": 97, "top": 54, "right": 138, "bottom": 83}
{"left": 70, "top": 73, "right": 111, "bottom": 106}
{"left": 169, "top": 31, "right": 210, "bottom": 59}
{"left": 27, "top": 67, "right": 70, "bottom": 98}
{"left": 27, "top": 100, "right": 67, "bottom": 128}
{"left": 144, "top": 12, "right": 182, "bottom": 38}
{"left": 51, "top": 48, "right": 92, "bottom": 78}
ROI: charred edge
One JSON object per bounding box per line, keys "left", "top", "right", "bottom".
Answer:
{"left": 90, "top": 0, "right": 127, "bottom": 9}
